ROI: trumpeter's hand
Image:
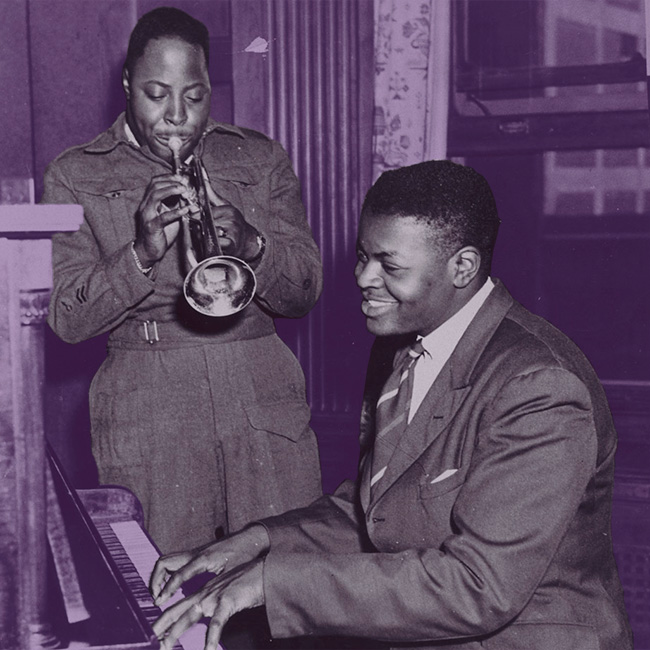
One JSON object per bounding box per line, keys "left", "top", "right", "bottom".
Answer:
{"left": 133, "top": 173, "right": 195, "bottom": 267}
{"left": 210, "top": 205, "right": 260, "bottom": 260}
{"left": 203, "top": 183, "right": 260, "bottom": 261}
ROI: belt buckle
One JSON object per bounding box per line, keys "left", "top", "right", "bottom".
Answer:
{"left": 143, "top": 320, "right": 159, "bottom": 344}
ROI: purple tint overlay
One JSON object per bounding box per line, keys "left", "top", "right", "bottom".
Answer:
{"left": 1, "top": 1, "right": 647, "bottom": 643}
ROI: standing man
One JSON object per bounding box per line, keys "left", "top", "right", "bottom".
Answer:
{"left": 45, "top": 7, "right": 323, "bottom": 555}
{"left": 151, "top": 160, "right": 633, "bottom": 650}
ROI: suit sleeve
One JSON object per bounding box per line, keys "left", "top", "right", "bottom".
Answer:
{"left": 260, "top": 479, "right": 369, "bottom": 555}
{"left": 248, "top": 141, "right": 322, "bottom": 318}
{"left": 43, "top": 160, "right": 155, "bottom": 344}
{"left": 263, "top": 367, "right": 598, "bottom": 642}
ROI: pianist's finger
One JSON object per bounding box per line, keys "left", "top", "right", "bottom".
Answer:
{"left": 154, "top": 549, "right": 230, "bottom": 607}
{"left": 154, "top": 560, "right": 265, "bottom": 650}
{"left": 205, "top": 601, "right": 231, "bottom": 650}
{"left": 154, "top": 594, "right": 206, "bottom": 650}
{"left": 150, "top": 549, "right": 195, "bottom": 602}
{"left": 153, "top": 526, "right": 270, "bottom": 605}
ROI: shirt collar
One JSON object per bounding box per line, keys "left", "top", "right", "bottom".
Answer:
{"left": 123, "top": 120, "right": 139, "bottom": 146}
{"left": 419, "top": 277, "right": 495, "bottom": 360}
{"left": 84, "top": 112, "right": 247, "bottom": 154}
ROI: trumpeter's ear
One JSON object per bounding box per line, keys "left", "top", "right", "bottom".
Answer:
{"left": 449, "top": 246, "right": 481, "bottom": 288}
{"left": 122, "top": 67, "right": 131, "bottom": 100}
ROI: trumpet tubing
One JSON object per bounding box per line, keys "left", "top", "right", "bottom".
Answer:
{"left": 168, "top": 140, "right": 256, "bottom": 317}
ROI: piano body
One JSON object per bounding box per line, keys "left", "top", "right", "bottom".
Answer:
{"left": 0, "top": 205, "right": 208, "bottom": 650}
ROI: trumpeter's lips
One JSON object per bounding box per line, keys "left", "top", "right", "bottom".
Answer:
{"left": 157, "top": 135, "right": 184, "bottom": 145}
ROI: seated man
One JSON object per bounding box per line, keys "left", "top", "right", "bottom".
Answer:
{"left": 150, "top": 160, "right": 633, "bottom": 650}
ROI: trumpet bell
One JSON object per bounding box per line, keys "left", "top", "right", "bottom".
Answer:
{"left": 183, "top": 255, "right": 256, "bottom": 317}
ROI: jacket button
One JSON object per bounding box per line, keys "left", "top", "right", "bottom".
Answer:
{"left": 302, "top": 278, "right": 312, "bottom": 289}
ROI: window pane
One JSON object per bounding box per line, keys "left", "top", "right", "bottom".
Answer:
{"left": 545, "top": 149, "right": 650, "bottom": 216}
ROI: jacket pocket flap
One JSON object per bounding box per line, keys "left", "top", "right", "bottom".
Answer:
{"left": 209, "top": 164, "right": 260, "bottom": 186}
{"left": 75, "top": 178, "right": 145, "bottom": 197}
{"left": 244, "top": 401, "right": 311, "bottom": 442}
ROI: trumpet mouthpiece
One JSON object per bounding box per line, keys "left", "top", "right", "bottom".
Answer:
{"left": 168, "top": 137, "right": 183, "bottom": 174}
{"left": 168, "top": 136, "right": 183, "bottom": 155}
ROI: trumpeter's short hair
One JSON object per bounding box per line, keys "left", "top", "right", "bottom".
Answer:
{"left": 124, "top": 6, "right": 210, "bottom": 75}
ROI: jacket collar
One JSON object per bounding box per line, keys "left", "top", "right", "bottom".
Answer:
{"left": 83, "top": 112, "right": 246, "bottom": 154}
{"left": 446, "top": 278, "right": 513, "bottom": 390}
{"left": 376, "top": 280, "right": 514, "bottom": 390}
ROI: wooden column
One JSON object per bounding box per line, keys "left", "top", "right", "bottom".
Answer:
{"left": 0, "top": 205, "right": 82, "bottom": 649}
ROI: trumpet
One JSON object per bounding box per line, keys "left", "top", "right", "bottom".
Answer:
{"left": 168, "top": 137, "right": 256, "bottom": 317}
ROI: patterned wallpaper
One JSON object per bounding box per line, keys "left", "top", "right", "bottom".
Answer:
{"left": 373, "top": 0, "right": 436, "bottom": 179}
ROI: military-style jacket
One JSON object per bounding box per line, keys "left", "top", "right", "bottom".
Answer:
{"left": 44, "top": 113, "right": 322, "bottom": 345}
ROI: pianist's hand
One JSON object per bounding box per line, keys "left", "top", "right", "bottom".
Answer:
{"left": 153, "top": 558, "right": 264, "bottom": 650}
{"left": 149, "top": 524, "right": 270, "bottom": 607}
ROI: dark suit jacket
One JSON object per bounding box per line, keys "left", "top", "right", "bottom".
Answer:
{"left": 260, "top": 281, "right": 633, "bottom": 650}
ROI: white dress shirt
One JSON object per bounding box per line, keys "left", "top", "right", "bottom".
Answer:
{"left": 408, "top": 278, "right": 495, "bottom": 423}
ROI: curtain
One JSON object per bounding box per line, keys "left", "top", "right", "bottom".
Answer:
{"left": 372, "top": 0, "right": 451, "bottom": 180}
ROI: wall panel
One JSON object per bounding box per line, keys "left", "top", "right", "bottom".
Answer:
{"left": 0, "top": 0, "right": 34, "bottom": 202}
{"left": 233, "top": 0, "right": 375, "bottom": 489}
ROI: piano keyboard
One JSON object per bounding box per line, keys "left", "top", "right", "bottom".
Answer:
{"left": 96, "top": 520, "right": 215, "bottom": 650}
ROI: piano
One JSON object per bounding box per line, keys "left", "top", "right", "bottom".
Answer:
{"left": 0, "top": 205, "right": 209, "bottom": 650}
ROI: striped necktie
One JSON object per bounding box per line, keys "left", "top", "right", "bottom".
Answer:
{"left": 370, "top": 339, "right": 426, "bottom": 492}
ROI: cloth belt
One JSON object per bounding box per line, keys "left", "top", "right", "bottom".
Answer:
{"left": 108, "top": 316, "right": 275, "bottom": 350}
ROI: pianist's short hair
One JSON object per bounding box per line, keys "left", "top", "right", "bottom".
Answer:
{"left": 124, "top": 6, "right": 210, "bottom": 75}
{"left": 361, "top": 160, "right": 501, "bottom": 273}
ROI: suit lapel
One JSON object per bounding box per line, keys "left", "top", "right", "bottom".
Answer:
{"left": 360, "top": 449, "right": 373, "bottom": 511}
{"left": 368, "top": 364, "right": 471, "bottom": 504}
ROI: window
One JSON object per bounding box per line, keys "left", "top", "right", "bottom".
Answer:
{"left": 449, "top": 0, "right": 649, "bottom": 153}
